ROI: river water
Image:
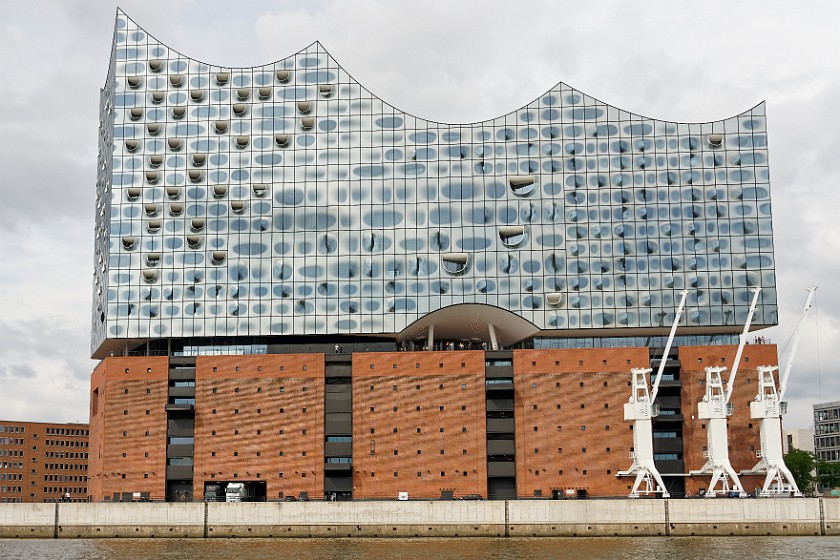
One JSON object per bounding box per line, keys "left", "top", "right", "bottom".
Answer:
{"left": 1, "top": 537, "right": 840, "bottom": 560}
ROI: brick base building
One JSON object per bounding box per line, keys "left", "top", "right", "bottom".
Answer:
{"left": 87, "top": 344, "right": 775, "bottom": 501}
{"left": 0, "top": 421, "right": 89, "bottom": 503}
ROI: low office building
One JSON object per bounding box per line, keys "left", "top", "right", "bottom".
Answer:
{"left": 814, "top": 402, "right": 840, "bottom": 462}
{"left": 783, "top": 428, "right": 815, "bottom": 454}
{"left": 88, "top": 11, "right": 779, "bottom": 501}
{"left": 0, "top": 421, "right": 89, "bottom": 503}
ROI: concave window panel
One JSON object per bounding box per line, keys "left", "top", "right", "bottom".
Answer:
{"left": 442, "top": 253, "right": 469, "bottom": 274}
{"left": 498, "top": 225, "right": 526, "bottom": 247}
{"left": 509, "top": 175, "right": 536, "bottom": 196}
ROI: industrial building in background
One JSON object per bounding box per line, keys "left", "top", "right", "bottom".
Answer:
{"left": 89, "top": 10, "right": 784, "bottom": 502}
{"left": 0, "top": 421, "right": 89, "bottom": 503}
{"left": 814, "top": 401, "right": 840, "bottom": 463}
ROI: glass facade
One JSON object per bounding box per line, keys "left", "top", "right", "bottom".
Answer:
{"left": 92, "top": 10, "right": 777, "bottom": 357}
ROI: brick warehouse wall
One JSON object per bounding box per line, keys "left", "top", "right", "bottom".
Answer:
{"left": 193, "top": 355, "right": 325, "bottom": 501}
{"left": 351, "top": 351, "right": 488, "bottom": 499}
{"left": 88, "top": 357, "right": 169, "bottom": 501}
{"left": 679, "top": 344, "right": 779, "bottom": 495}
{"left": 513, "top": 348, "right": 651, "bottom": 497}
{"left": 87, "top": 346, "right": 776, "bottom": 501}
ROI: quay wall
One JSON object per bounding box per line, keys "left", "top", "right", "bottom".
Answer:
{"left": 0, "top": 499, "right": 838, "bottom": 538}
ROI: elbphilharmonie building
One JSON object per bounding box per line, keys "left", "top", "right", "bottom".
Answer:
{"left": 88, "top": 10, "right": 777, "bottom": 502}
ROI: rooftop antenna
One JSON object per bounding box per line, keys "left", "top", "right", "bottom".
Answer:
{"left": 618, "top": 289, "right": 689, "bottom": 498}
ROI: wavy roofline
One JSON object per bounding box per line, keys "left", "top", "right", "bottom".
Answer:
{"left": 116, "top": 8, "right": 766, "bottom": 128}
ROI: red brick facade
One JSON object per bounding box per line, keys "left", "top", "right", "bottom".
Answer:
{"left": 0, "top": 420, "right": 89, "bottom": 503}
{"left": 513, "top": 348, "right": 650, "bottom": 497}
{"left": 88, "top": 357, "right": 169, "bottom": 501}
{"left": 680, "top": 344, "right": 779, "bottom": 494}
{"left": 351, "top": 351, "right": 487, "bottom": 499}
{"left": 193, "top": 354, "right": 324, "bottom": 500}
{"left": 86, "top": 345, "right": 777, "bottom": 500}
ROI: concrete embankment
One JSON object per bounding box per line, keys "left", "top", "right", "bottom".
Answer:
{"left": 0, "top": 499, "right": 837, "bottom": 538}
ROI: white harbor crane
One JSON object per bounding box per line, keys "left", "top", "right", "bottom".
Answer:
{"left": 741, "top": 286, "right": 817, "bottom": 497}
{"left": 689, "top": 287, "right": 762, "bottom": 497}
{"left": 618, "top": 289, "right": 689, "bottom": 498}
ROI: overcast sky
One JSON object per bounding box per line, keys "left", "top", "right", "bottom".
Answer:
{"left": 1, "top": 0, "right": 838, "bottom": 430}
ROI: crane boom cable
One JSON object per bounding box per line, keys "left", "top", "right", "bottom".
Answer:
{"left": 778, "top": 286, "right": 816, "bottom": 402}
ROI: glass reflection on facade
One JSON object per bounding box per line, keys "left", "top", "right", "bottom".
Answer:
{"left": 92, "top": 10, "right": 776, "bottom": 357}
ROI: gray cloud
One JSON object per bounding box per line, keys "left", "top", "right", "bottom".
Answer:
{"left": 1, "top": 0, "right": 839, "bottom": 430}
{"left": 0, "top": 364, "right": 35, "bottom": 379}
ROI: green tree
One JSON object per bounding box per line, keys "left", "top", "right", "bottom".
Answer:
{"left": 816, "top": 459, "right": 840, "bottom": 491}
{"left": 784, "top": 448, "right": 815, "bottom": 493}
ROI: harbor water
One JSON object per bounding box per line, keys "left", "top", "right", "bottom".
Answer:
{"left": 2, "top": 537, "right": 840, "bottom": 560}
